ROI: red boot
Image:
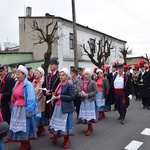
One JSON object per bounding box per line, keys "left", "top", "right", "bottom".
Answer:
{"left": 38, "top": 126, "right": 46, "bottom": 136}
{"left": 4, "top": 137, "right": 10, "bottom": 143}
{"left": 63, "top": 136, "right": 70, "bottom": 149}
{"left": 51, "top": 135, "right": 58, "bottom": 143}
{"left": 60, "top": 137, "right": 71, "bottom": 147}
{"left": 24, "top": 141, "right": 31, "bottom": 150}
{"left": 101, "top": 112, "right": 105, "bottom": 118}
{"left": 85, "top": 124, "right": 93, "bottom": 136}
{"left": 37, "top": 126, "right": 41, "bottom": 136}
{"left": 98, "top": 112, "right": 102, "bottom": 119}
{"left": 19, "top": 142, "right": 24, "bottom": 150}
{"left": 60, "top": 137, "right": 65, "bottom": 147}
{"left": 20, "top": 141, "right": 31, "bottom": 150}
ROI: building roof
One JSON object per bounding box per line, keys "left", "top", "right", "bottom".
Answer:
{"left": 127, "top": 56, "right": 146, "bottom": 59}
{"left": 19, "top": 14, "right": 127, "bottom": 44}
{"left": 0, "top": 51, "right": 32, "bottom": 54}
{"left": 126, "top": 56, "right": 147, "bottom": 65}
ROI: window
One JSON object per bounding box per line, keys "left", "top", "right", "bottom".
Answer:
{"left": 89, "top": 38, "right": 95, "bottom": 53}
{"left": 69, "top": 33, "right": 74, "bottom": 50}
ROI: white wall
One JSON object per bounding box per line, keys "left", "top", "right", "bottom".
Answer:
{"left": 57, "top": 20, "right": 125, "bottom": 70}
{"left": 19, "top": 17, "right": 125, "bottom": 71}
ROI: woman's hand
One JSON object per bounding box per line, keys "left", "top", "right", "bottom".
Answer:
{"left": 55, "top": 95, "right": 61, "bottom": 100}
{"left": 80, "top": 93, "right": 88, "bottom": 99}
{"left": 26, "top": 114, "right": 31, "bottom": 118}
{"left": 45, "top": 90, "right": 51, "bottom": 96}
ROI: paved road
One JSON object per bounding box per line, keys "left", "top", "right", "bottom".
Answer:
{"left": 5, "top": 98, "right": 150, "bottom": 150}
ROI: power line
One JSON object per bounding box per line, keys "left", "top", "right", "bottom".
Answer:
{"left": 105, "top": 0, "right": 150, "bottom": 30}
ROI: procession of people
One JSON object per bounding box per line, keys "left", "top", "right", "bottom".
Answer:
{"left": 1, "top": 58, "right": 150, "bottom": 150}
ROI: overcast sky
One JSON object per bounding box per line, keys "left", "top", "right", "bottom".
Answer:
{"left": 1, "top": 0, "right": 150, "bottom": 56}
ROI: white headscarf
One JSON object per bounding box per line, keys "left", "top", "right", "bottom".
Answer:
{"left": 84, "top": 68, "right": 92, "bottom": 76}
{"left": 60, "top": 68, "right": 70, "bottom": 77}
{"left": 17, "top": 65, "right": 28, "bottom": 76}
{"left": 37, "top": 67, "right": 44, "bottom": 76}
{"left": 96, "top": 69, "right": 103, "bottom": 74}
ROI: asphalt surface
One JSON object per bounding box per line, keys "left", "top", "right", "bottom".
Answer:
{"left": 5, "top": 97, "right": 150, "bottom": 150}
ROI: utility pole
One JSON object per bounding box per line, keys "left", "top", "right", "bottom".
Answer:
{"left": 71, "top": 0, "right": 78, "bottom": 69}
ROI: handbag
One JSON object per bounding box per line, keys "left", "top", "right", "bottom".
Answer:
{"left": 0, "top": 121, "right": 9, "bottom": 139}
{"left": 0, "top": 107, "right": 4, "bottom": 122}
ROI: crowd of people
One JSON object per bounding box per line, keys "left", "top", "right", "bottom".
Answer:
{"left": 0, "top": 58, "right": 150, "bottom": 150}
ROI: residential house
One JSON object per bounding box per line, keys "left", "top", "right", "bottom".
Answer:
{"left": 19, "top": 9, "right": 126, "bottom": 70}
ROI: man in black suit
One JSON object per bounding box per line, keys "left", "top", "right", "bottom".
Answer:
{"left": 27, "top": 67, "right": 34, "bottom": 82}
{"left": 43, "top": 58, "right": 61, "bottom": 120}
{"left": 138, "top": 64, "right": 150, "bottom": 109}
{"left": 70, "top": 69, "right": 81, "bottom": 121}
{"left": 107, "top": 64, "right": 118, "bottom": 111}
{"left": 107, "top": 64, "right": 134, "bottom": 124}
{"left": 0, "top": 66, "right": 15, "bottom": 143}
{"left": 0, "top": 66, "right": 15, "bottom": 124}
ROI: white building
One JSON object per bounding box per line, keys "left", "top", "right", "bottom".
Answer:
{"left": 19, "top": 10, "right": 126, "bottom": 70}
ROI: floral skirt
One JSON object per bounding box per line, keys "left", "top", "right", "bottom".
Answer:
{"left": 96, "top": 92, "right": 108, "bottom": 112}
{"left": 8, "top": 106, "right": 37, "bottom": 141}
{"left": 78, "top": 99, "right": 98, "bottom": 124}
{"left": 49, "top": 105, "right": 75, "bottom": 136}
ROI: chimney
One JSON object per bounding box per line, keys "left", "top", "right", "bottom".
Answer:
{"left": 26, "top": 6, "right": 32, "bottom": 17}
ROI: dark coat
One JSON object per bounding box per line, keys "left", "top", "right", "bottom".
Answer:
{"left": 60, "top": 82, "right": 75, "bottom": 114}
{"left": 0, "top": 74, "right": 15, "bottom": 124}
{"left": 43, "top": 70, "right": 61, "bottom": 99}
{"left": 107, "top": 73, "right": 134, "bottom": 107}
{"left": 0, "top": 121, "right": 9, "bottom": 139}
{"left": 138, "top": 71, "right": 150, "bottom": 98}
{"left": 102, "top": 78, "right": 110, "bottom": 98}
{"left": 107, "top": 72, "right": 117, "bottom": 85}
{"left": 27, "top": 75, "right": 34, "bottom": 83}
{"left": 42, "top": 70, "right": 61, "bottom": 118}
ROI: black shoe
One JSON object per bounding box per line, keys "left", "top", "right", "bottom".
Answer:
{"left": 120, "top": 119, "right": 125, "bottom": 124}
{"left": 117, "top": 116, "right": 121, "bottom": 120}
{"left": 147, "top": 107, "right": 150, "bottom": 110}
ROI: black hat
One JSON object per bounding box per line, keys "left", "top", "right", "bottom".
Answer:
{"left": 77, "top": 67, "right": 84, "bottom": 71}
{"left": 112, "top": 65, "right": 118, "bottom": 68}
{"left": 0, "top": 66, "right": 7, "bottom": 72}
{"left": 117, "top": 64, "right": 124, "bottom": 69}
{"left": 71, "top": 68, "right": 78, "bottom": 75}
{"left": 10, "top": 64, "right": 19, "bottom": 68}
{"left": 27, "top": 67, "right": 32, "bottom": 71}
{"left": 49, "top": 58, "right": 59, "bottom": 65}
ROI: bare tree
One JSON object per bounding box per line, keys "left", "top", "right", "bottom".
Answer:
{"left": 3, "top": 42, "right": 18, "bottom": 51}
{"left": 81, "top": 38, "right": 114, "bottom": 68}
{"left": 119, "top": 47, "right": 132, "bottom": 64}
{"left": 31, "top": 19, "right": 63, "bottom": 75}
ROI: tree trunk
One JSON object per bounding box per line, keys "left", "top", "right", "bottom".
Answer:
{"left": 42, "top": 43, "right": 52, "bottom": 76}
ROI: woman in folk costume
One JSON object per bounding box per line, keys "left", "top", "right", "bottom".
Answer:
{"left": 96, "top": 69, "right": 109, "bottom": 119}
{"left": 33, "top": 67, "right": 48, "bottom": 136}
{"left": 8, "top": 65, "right": 38, "bottom": 150}
{"left": 49, "top": 68, "right": 75, "bottom": 149}
{"left": 78, "top": 68, "right": 98, "bottom": 136}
